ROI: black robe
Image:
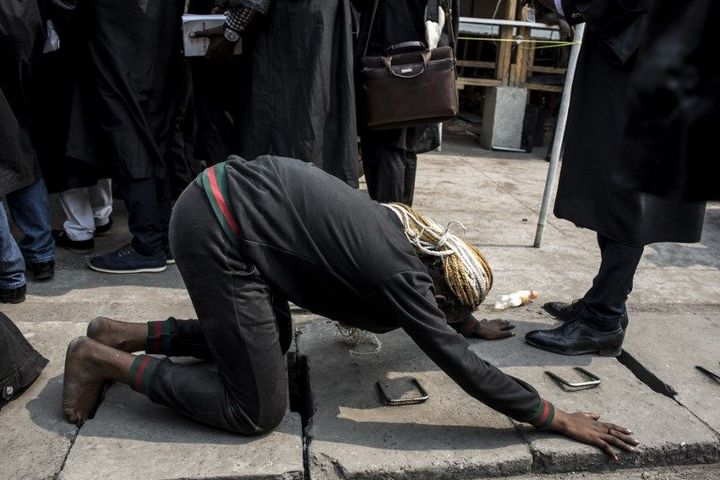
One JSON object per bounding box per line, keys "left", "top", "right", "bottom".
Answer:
{"left": 618, "top": 0, "right": 720, "bottom": 201}
{"left": 214, "top": 0, "right": 359, "bottom": 187}
{"left": 0, "top": 0, "right": 44, "bottom": 196}
{"left": 64, "top": 0, "right": 189, "bottom": 182}
{"left": 554, "top": 0, "right": 705, "bottom": 246}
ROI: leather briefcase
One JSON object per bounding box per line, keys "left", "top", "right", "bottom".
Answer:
{"left": 360, "top": 0, "right": 458, "bottom": 130}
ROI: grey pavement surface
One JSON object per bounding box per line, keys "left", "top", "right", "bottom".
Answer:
{"left": 1, "top": 136, "right": 719, "bottom": 479}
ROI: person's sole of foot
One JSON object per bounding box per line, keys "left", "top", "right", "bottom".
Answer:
{"left": 62, "top": 337, "right": 110, "bottom": 426}
{"left": 87, "top": 317, "right": 145, "bottom": 353}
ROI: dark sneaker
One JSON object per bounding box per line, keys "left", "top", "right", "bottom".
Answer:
{"left": 53, "top": 230, "right": 94, "bottom": 251}
{"left": 164, "top": 245, "right": 175, "bottom": 265}
{"left": 0, "top": 285, "right": 26, "bottom": 304}
{"left": 94, "top": 217, "right": 113, "bottom": 236}
{"left": 88, "top": 245, "right": 167, "bottom": 274}
{"left": 28, "top": 261, "right": 55, "bottom": 281}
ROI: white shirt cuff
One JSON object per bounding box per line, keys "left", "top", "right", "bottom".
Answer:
{"left": 554, "top": 0, "right": 565, "bottom": 17}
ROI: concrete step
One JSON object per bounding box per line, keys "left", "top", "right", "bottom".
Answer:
{"left": 297, "top": 313, "right": 720, "bottom": 479}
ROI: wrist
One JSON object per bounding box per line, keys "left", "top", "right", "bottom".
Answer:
{"left": 547, "top": 408, "right": 569, "bottom": 433}
{"left": 223, "top": 25, "right": 240, "bottom": 43}
{"left": 530, "top": 399, "right": 557, "bottom": 430}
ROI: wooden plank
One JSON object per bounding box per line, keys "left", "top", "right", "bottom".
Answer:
{"left": 495, "top": 0, "right": 518, "bottom": 85}
{"left": 528, "top": 65, "right": 567, "bottom": 74}
{"left": 456, "top": 77, "right": 503, "bottom": 88}
{"left": 522, "top": 83, "right": 564, "bottom": 92}
{"left": 457, "top": 60, "right": 497, "bottom": 69}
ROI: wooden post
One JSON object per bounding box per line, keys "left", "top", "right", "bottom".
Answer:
{"left": 515, "top": 4, "right": 534, "bottom": 86}
{"left": 495, "top": 0, "right": 518, "bottom": 85}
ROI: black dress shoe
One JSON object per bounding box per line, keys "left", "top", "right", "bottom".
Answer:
{"left": 53, "top": 230, "right": 94, "bottom": 251}
{"left": 95, "top": 217, "right": 113, "bottom": 236}
{"left": 543, "top": 300, "right": 629, "bottom": 330}
{"left": 543, "top": 300, "right": 584, "bottom": 322}
{"left": 28, "top": 261, "right": 55, "bottom": 281}
{"left": 525, "top": 319, "right": 625, "bottom": 357}
{"left": 0, "top": 285, "right": 26, "bottom": 304}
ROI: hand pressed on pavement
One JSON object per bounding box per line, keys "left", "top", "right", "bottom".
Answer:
{"left": 472, "top": 318, "right": 516, "bottom": 340}
{"left": 548, "top": 410, "right": 640, "bottom": 460}
{"left": 190, "top": 25, "right": 236, "bottom": 62}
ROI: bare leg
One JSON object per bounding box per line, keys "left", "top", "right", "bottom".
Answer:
{"left": 87, "top": 317, "right": 146, "bottom": 352}
{"left": 62, "top": 336, "right": 135, "bottom": 426}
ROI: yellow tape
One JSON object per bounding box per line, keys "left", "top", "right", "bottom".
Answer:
{"left": 457, "top": 36, "right": 580, "bottom": 49}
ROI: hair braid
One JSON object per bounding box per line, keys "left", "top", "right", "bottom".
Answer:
{"left": 383, "top": 203, "right": 493, "bottom": 308}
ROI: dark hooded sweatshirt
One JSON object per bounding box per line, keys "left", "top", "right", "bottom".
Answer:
{"left": 197, "top": 155, "right": 554, "bottom": 426}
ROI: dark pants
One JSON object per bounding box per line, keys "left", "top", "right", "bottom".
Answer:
{"left": 119, "top": 176, "right": 172, "bottom": 257}
{"left": 362, "top": 135, "right": 417, "bottom": 205}
{"left": 132, "top": 183, "right": 287, "bottom": 434}
{"left": 581, "top": 233, "right": 644, "bottom": 330}
{"left": 0, "top": 312, "right": 48, "bottom": 410}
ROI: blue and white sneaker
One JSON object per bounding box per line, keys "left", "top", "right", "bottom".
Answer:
{"left": 88, "top": 245, "right": 167, "bottom": 274}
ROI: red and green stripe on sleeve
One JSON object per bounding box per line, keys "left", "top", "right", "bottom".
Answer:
{"left": 199, "top": 162, "right": 241, "bottom": 247}
{"left": 529, "top": 399, "right": 556, "bottom": 429}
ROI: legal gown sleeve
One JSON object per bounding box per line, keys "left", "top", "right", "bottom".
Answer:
{"left": 560, "top": 0, "right": 649, "bottom": 65}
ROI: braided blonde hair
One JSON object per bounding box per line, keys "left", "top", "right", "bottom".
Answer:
{"left": 383, "top": 203, "right": 493, "bottom": 308}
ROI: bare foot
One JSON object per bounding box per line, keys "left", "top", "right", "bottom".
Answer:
{"left": 87, "top": 317, "right": 145, "bottom": 353}
{"left": 62, "top": 337, "right": 109, "bottom": 426}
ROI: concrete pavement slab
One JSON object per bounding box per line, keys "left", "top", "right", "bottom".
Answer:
{"left": 0, "top": 322, "right": 84, "bottom": 480}
{"left": 468, "top": 315, "right": 720, "bottom": 472}
{"left": 299, "top": 312, "right": 719, "bottom": 478}
{"left": 503, "top": 463, "right": 720, "bottom": 480}
{"left": 621, "top": 312, "right": 720, "bottom": 434}
{"left": 59, "top": 384, "right": 304, "bottom": 480}
{"left": 299, "top": 319, "right": 534, "bottom": 480}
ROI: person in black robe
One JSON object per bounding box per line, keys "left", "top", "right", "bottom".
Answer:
{"left": 618, "top": 0, "right": 720, "bottom": 201}
{"left": 61, "top": 156, "right": 638, "bottom": 459}
{"left": 353, "top": 0, "right": 459, "bottom": 205}
{"left": 193, "top": 0, "right": 359, "bottom": 186}
{"left": 524, "top": 1, "right": 707, "bottom": 356}
{"left": 0, "top": 0, "right": 57, "bottom": 303}
{"left": 63, "top": 0, "right": 196, "bottom": 274}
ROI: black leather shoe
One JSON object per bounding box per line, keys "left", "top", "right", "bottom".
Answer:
{"left": 525, "top": 319, "right": 625, "bottom": 356}
{"left": 0, "top": 285, "right": 26, "bottom": 304}
{"left": 543, "top": 300, "right": 629, "bottom": 330}
{"left": 543, "top": 300, "right": 584, "bottom": 322}
{"left": 53, "top": 230, "right": 94, "bottom": 251}
{"left": 28, "top": 261, "right": 54, "bottom": 281}
{"left": 95, "top": 217, "right": 113, "bottom": 236}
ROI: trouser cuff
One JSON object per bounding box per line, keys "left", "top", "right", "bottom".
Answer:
{"left": 128, "top": 354, "right": 162, "bottom": 397}
{"left": 146, "top": 319, "right": 175, "bottom": 354}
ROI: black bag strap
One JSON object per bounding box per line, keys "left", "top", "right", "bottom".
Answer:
{"left": 362, "top": 0, "right": 381, "bottom": 57}
{"left": 363, "top": 0, "right": 455, "bottom": 57}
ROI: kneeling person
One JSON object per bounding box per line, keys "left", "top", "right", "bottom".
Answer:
{"left": 63, "top": 156, "right": 637, "bottom": 459}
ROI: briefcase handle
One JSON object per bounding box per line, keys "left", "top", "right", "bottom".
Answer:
{"left": 385, "top": 41, "right": 426, "bottom": 56}
{"left": 382, "top": 49, "right": 432, "bottom": 79}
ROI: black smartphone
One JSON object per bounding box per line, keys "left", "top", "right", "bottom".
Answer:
{"left": 376, "top": 377, "right": 429, "bottom": 406}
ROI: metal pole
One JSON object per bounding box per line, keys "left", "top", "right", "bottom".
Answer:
{"left": 533, "top": 23, "right": 585, "bottom": 248}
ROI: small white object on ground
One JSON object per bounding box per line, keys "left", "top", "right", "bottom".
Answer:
{"left": 494, "top": 290, "right": 539, "bottom": 311}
